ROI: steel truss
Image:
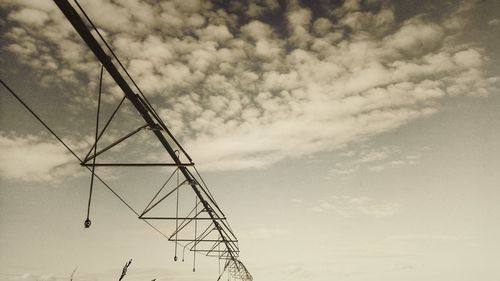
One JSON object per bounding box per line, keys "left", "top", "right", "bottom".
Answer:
{"left": 8, "top": 0, "right": 253, "bottom": 280}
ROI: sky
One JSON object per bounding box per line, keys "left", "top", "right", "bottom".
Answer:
{"left": 1, "top": 0, "right": 500, "bottom": 280}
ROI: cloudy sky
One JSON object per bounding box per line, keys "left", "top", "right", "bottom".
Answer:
{"left": 1, "top": 0, "right": 500, "bottom": 280}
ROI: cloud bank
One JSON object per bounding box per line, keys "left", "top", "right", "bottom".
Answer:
{"left": 1, "top": 0, "right": 498, "bottom": 176}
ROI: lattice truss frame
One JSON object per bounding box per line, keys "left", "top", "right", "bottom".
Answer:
{"left": 3, "top": 0, "right": 253, "bottom": 280}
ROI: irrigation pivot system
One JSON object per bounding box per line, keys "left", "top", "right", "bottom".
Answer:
{"left": 2, "top": 0, "right": 253, "bottom": 280}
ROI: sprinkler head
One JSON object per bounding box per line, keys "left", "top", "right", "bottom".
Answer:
{"left": 84, "top": 219, "right": 91, "bottom": 228}
{"left": 174, "top": 256, "right": 178, "bottom": 262}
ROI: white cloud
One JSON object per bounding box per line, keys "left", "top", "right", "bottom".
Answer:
{"left": 488, "top": 19, "right": 500, "bottom": 26}
{"left": 359, "top": 150, "right": 390, "bottom": 163}
{"left": 286, "top": 3, "right": 312, "bottom": 48}
{"left": 340, "top": 8, "right": 395, "bottom": 33}
{"left": 453, "top": 49, "right": 483, "bottom": 68}
{"left": 329, "top": 163, "right": 360, "bottom": 176}
{"left": 241, "top": 20, "right": 274, "bottom": 41}
{"left": 312, "top": 18, "right": 333, "bottom": 36}
{"left": 328, "top": 146, "right": 425, "bottom": 177}
{"left": 342, "top": 0, "right": 362, "bottom": 12}
{"left": 384, "top": 19, "right": 444, "bottom": 56}
{"left": 8, "top": 8, "right": 49, "bottom": 26}
{"left": 245, "top": 0, "right": 280, "bottom": 18}
{"left": 196, "top": 24, "right": 233, "bottom": 42}
{"left": 0, "top": 134, "right": 77, "bottom": 183}
{"left": 1, "top": 0, "right": 498, "bottom": 173}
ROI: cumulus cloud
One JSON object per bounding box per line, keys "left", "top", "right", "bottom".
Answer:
{"left": 384, "top": 19, "right": 444, "bottom": 56}
{"left": 1, "top": 0, "right": 498, "bottom": 173}
{"left": 8, "top": 8, "right": 49, "bottom": 25}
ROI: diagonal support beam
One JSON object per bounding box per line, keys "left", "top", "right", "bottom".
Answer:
{"left": 83, "top": 96, "right": 126, "bottom": 162}
{"left": 83, "top": 124, "right": 149, "bottom": 163}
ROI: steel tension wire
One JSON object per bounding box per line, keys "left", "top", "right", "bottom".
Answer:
{"left": 1, "top": 79, "right": 82, "bottom": 161}
{"left": 85, "top": 64, "right": 104, "bottom": 228}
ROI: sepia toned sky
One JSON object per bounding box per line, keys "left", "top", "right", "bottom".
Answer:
{"left": 1, "top": 0, "right": 500, "bottom": 280}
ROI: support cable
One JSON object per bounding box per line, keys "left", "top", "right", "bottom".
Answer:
{"left": 1, "top": 79, "right": 81, "bottom": 161}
